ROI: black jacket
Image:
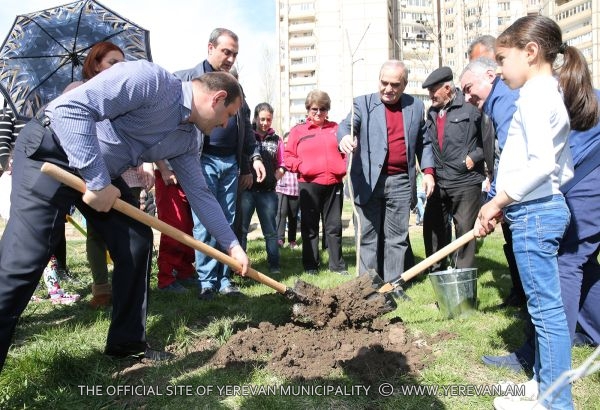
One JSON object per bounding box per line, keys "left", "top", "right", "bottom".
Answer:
{"left": 424, "top": 89, "right": 488, "bottom": 189}
{"left": 250, "top": 129, "right": 280, "bottom": 192}
{"left": 173, "top": 60, "right": 259, "bottom": 175}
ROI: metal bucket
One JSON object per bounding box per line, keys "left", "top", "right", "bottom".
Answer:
{"left": 429, "top": 268, "right": 478, "bottom": 319}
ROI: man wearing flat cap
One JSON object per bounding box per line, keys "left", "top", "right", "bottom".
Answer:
{"left": 421, "top": 66, "right": 489, "bottom": 272}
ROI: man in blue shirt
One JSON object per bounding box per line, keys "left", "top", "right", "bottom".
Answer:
{"left": 174, "top": 28, "right": 265, "bottom": 300}
{"left": 0, "top": 61, "right": 250, "bottom": 371}
{"left": 460, "top": 56, "right": 525, "bottom": 308}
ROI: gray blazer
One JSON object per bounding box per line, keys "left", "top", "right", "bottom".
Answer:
{"left": 337, "top": 92, "right": 434, "bottom": 206}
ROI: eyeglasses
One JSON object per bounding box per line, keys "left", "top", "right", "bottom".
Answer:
{"left": 309, "top": 107, "right": 328, "bottom": 113}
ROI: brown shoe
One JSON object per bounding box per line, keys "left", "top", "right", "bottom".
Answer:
{"left": 89, "top": 293, "right": 111, "bottom": 309}
{"left": 90, "top": 283, "right": 112, "bottom": 309}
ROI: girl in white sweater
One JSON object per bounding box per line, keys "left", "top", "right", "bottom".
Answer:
{"left": 475, "top": 15, "right": 598, "bottom": 410}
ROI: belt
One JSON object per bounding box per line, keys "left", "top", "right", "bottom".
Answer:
{"left": 203, "top": 144, "right": 237, "bottom": 157}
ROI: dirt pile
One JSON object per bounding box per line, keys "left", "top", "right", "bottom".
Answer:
{"left": 211, "top": 275, "right": 450, "bottom": 383}
{"left": 211, "top": 318, "right": 439, "bottom": 383}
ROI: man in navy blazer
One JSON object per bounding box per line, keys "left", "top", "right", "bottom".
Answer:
{"left": 338, "top": 60, "right": 435, "bottom": 288}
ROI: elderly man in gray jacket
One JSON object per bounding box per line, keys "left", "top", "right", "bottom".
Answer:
{"left": 338, "top": 60, "right": 434, "bottom": 294}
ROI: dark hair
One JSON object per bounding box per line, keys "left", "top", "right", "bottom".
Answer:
{"left": 468, "top": 35, "right": 496, "bottom": 58}
{"left": 194, "top": 72, "right": 242, "bottom": 106}
{"left": 305, "top": 90, "right": 331, "bottom": 111}
{"left": 209, "top": 28, "right": 239, "bottom": 46}
{"left": 497, "top": 15, "right": 598, "bottom": 131}
{"left": 252, "top": 102, "right": 274, "bottom": 130}
{"left": 82, "top": 41, "right": 124, "bottom": 80}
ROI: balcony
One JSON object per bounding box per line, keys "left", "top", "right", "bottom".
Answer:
{"left": 288, "top": 8, "right": 315, "bottom": 20}
{"left": 289, "top": 35, "right": 316, "bottom": 47}
{"left": 289, "top": 22, "right": 315, "bottom": 33}
{"left": 289, "top": 62, "right": 317, "bottom": 73}
{"left": 289, "top": 75, "right": 316, "bottom": 86}
{"left": 289, "top": 49, "right": 316, "bottom": 59}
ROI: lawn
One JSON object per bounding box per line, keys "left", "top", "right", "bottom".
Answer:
{"left": 0, "top": 216, "right": 599, "bottom": 409}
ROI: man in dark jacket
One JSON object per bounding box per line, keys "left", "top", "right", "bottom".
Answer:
{"left": 422, "top": 66, "right": 488, "bottom": 271}
{"left": 173, "top": 28, "right": 265, "bottom": 299}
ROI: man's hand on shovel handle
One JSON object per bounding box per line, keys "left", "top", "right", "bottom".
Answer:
{"left": 229, "top": 244, "right": 249, "bottom": 276}
{"left": 83, "top": 184, "right": 121, "bottom": 212}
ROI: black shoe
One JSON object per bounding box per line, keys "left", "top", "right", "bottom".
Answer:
{"left": 481, "top": 353, "right": 528, "bottom": 373}
{"left": 104, "top": 343, "right": 173, "bottom": 362}
{"left": 220, "top": 286, "right": 242, "bottom": 296}
{"left": 198, "top": 287, "right": 216, "bottom": 300}
{"left": 143, "top": 347, "right": 174, "bottom": 361}
{"left": 573, "top": 332, "right": 597, "bottom": 347}
{"left": 499, "top": 291, "right": 526, "bottom": 308}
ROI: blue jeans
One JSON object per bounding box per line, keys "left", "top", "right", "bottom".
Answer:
{"left": 240, "top": 190, "right": 279, "bottom": 269}
{"left": 192, "top": 154, "right": 238, "bottom": 291}
{"left": 505, "top": 194, "right": 572, "bottom": 409}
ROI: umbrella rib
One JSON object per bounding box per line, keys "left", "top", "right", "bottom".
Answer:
{"left": 6, "top": 54, "right": 72, "bottom": 60}
{"left": 73, "top": 30, "right": 127, "bottom": 56}
{"left": 70, "top": 0, "right": 87, "bottom": 79}
{"left": 26, "top": 61, "right": 73, "bottom": 104}
{"left": 21, "top": 15, "right": 73, "bottom": 55}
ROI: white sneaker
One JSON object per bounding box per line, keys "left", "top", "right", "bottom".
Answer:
{"left": 499, "top": 378, "right": 539, "bottom": 400}
{"left": 493, "top": 396, "right": 547, "bottom": 410}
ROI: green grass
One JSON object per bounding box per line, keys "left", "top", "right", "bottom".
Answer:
{"left": 1, "top": 220, "right": 599, "bottom": 409}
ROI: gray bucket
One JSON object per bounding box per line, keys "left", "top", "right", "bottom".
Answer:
{"left": 429, "top": 268, "right": 478, "bottom": 319}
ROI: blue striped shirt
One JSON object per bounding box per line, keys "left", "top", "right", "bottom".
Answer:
{"left": 46, "top": 60, "right": 238, "bottom": 249}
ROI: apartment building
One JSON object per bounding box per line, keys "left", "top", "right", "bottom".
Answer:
{"left": 276, "top": 0, "right": 599, "bottom": 131}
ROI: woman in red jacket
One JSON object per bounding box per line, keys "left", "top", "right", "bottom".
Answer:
{"left": 284, "top": 90, "right": 348, "bottom": 275}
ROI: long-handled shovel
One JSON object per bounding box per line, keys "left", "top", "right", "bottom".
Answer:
{"left": 377, "top": 229, "right": 476, "bottom": 294}
{"left": 41, "top": 163, "right": 306, "bottom": 302}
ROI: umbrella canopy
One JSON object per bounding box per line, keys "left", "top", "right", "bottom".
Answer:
{"left": 0, "top": 0, "right": 152, "bottom": 120}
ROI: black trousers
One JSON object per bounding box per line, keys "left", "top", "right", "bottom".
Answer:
{"left": 0, "top": 120, "right": 153, "bottom": 371}
{"left": 298, "top": 182, "right": 345, "bottom": 271}
{"left": 423, "top": 183, "right": 482, "bottom": 271}
{"left": 276, "top": 192, "right": 299, "bottom": 243}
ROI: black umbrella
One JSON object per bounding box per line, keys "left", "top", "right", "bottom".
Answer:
{"left": 0, "top": 0, "right": 152, "bottom": 120}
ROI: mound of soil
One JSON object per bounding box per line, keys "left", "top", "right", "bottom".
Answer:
{"left": 211, "top": 318, "right": 437, "bottom": 383}
{"left": 210, "top": 273, "right": 453, "bottom": 383}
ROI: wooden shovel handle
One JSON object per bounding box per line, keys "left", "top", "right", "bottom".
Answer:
{"left": 40, "top": 163, "right": 288, "bottom": 295}
{"left": 378, "top": 229, "right": 476, "bottom": 293}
